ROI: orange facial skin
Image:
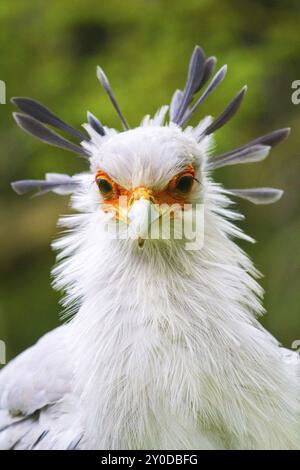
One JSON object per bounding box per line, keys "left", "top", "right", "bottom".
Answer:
{"left": 95, "top": 165, "right": 196, "bottom": 216}
{"left": 156, "top": 164, "right": 195, "bottom": 205}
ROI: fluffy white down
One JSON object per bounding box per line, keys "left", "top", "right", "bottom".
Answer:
{"left": 53, "top": 122, "right": 300, "bottom": 449}
{"left": 1, "top": 119, "right": 299, "bottom": 449}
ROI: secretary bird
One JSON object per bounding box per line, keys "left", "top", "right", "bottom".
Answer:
{"left": 0, "top": 46, "right": 299, "bottom": 450}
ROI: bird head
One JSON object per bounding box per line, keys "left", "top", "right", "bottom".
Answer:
{"left": 87, "top": 125, "right": 205, "bottom": 247}
{"left": 11, "top": 46, "right": 288, "bottom": 252}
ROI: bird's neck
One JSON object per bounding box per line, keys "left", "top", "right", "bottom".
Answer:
{"left": 58, "top": 206, "right": 266, "bottom": 448}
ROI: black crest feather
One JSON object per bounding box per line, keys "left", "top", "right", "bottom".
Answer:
{"left": 11, "top": 97, "right": 87, "bottom": 141}
{"left": 11, "top": 45, "right": 289, "bottom": 207}
{"left": 13, "top": 113, "right": 89, "bottom": 158}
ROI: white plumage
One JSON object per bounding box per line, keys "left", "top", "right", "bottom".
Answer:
{"left": 1, "top": 46, "right": 299, "bottom": 450}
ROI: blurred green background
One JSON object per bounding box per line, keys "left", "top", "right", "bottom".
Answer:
{"left": 0, "top": 0, "right": 300, "bottom": 361}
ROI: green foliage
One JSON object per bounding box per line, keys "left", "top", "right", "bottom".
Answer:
{"left": 1, "top": 0, "right": 300, "bottom": 359}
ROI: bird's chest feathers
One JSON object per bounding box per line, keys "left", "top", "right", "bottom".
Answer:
{"left": 70, "top": 242, "right": 266, "bottom": 449}
{"left": 71, "top": 250, "right": 225, "bottom": 447}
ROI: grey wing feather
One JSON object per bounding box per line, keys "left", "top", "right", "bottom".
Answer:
{"left": 0, "top": 326, "right": 84, "bottom": 450}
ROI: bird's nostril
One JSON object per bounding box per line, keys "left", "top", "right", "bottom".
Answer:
{"left": 128, "top": 188, "right": 155, "bottom": 211}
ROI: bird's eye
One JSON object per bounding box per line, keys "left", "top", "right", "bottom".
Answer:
{"left": 96, "top": 178, "right": 113, "bottom": 196}
{"left": 175, "top": 174, "right": 194, "bottom": 193}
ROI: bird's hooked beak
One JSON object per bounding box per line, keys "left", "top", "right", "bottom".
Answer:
{"left": 127, "top": 187, "right": 160, "bottom": 247}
